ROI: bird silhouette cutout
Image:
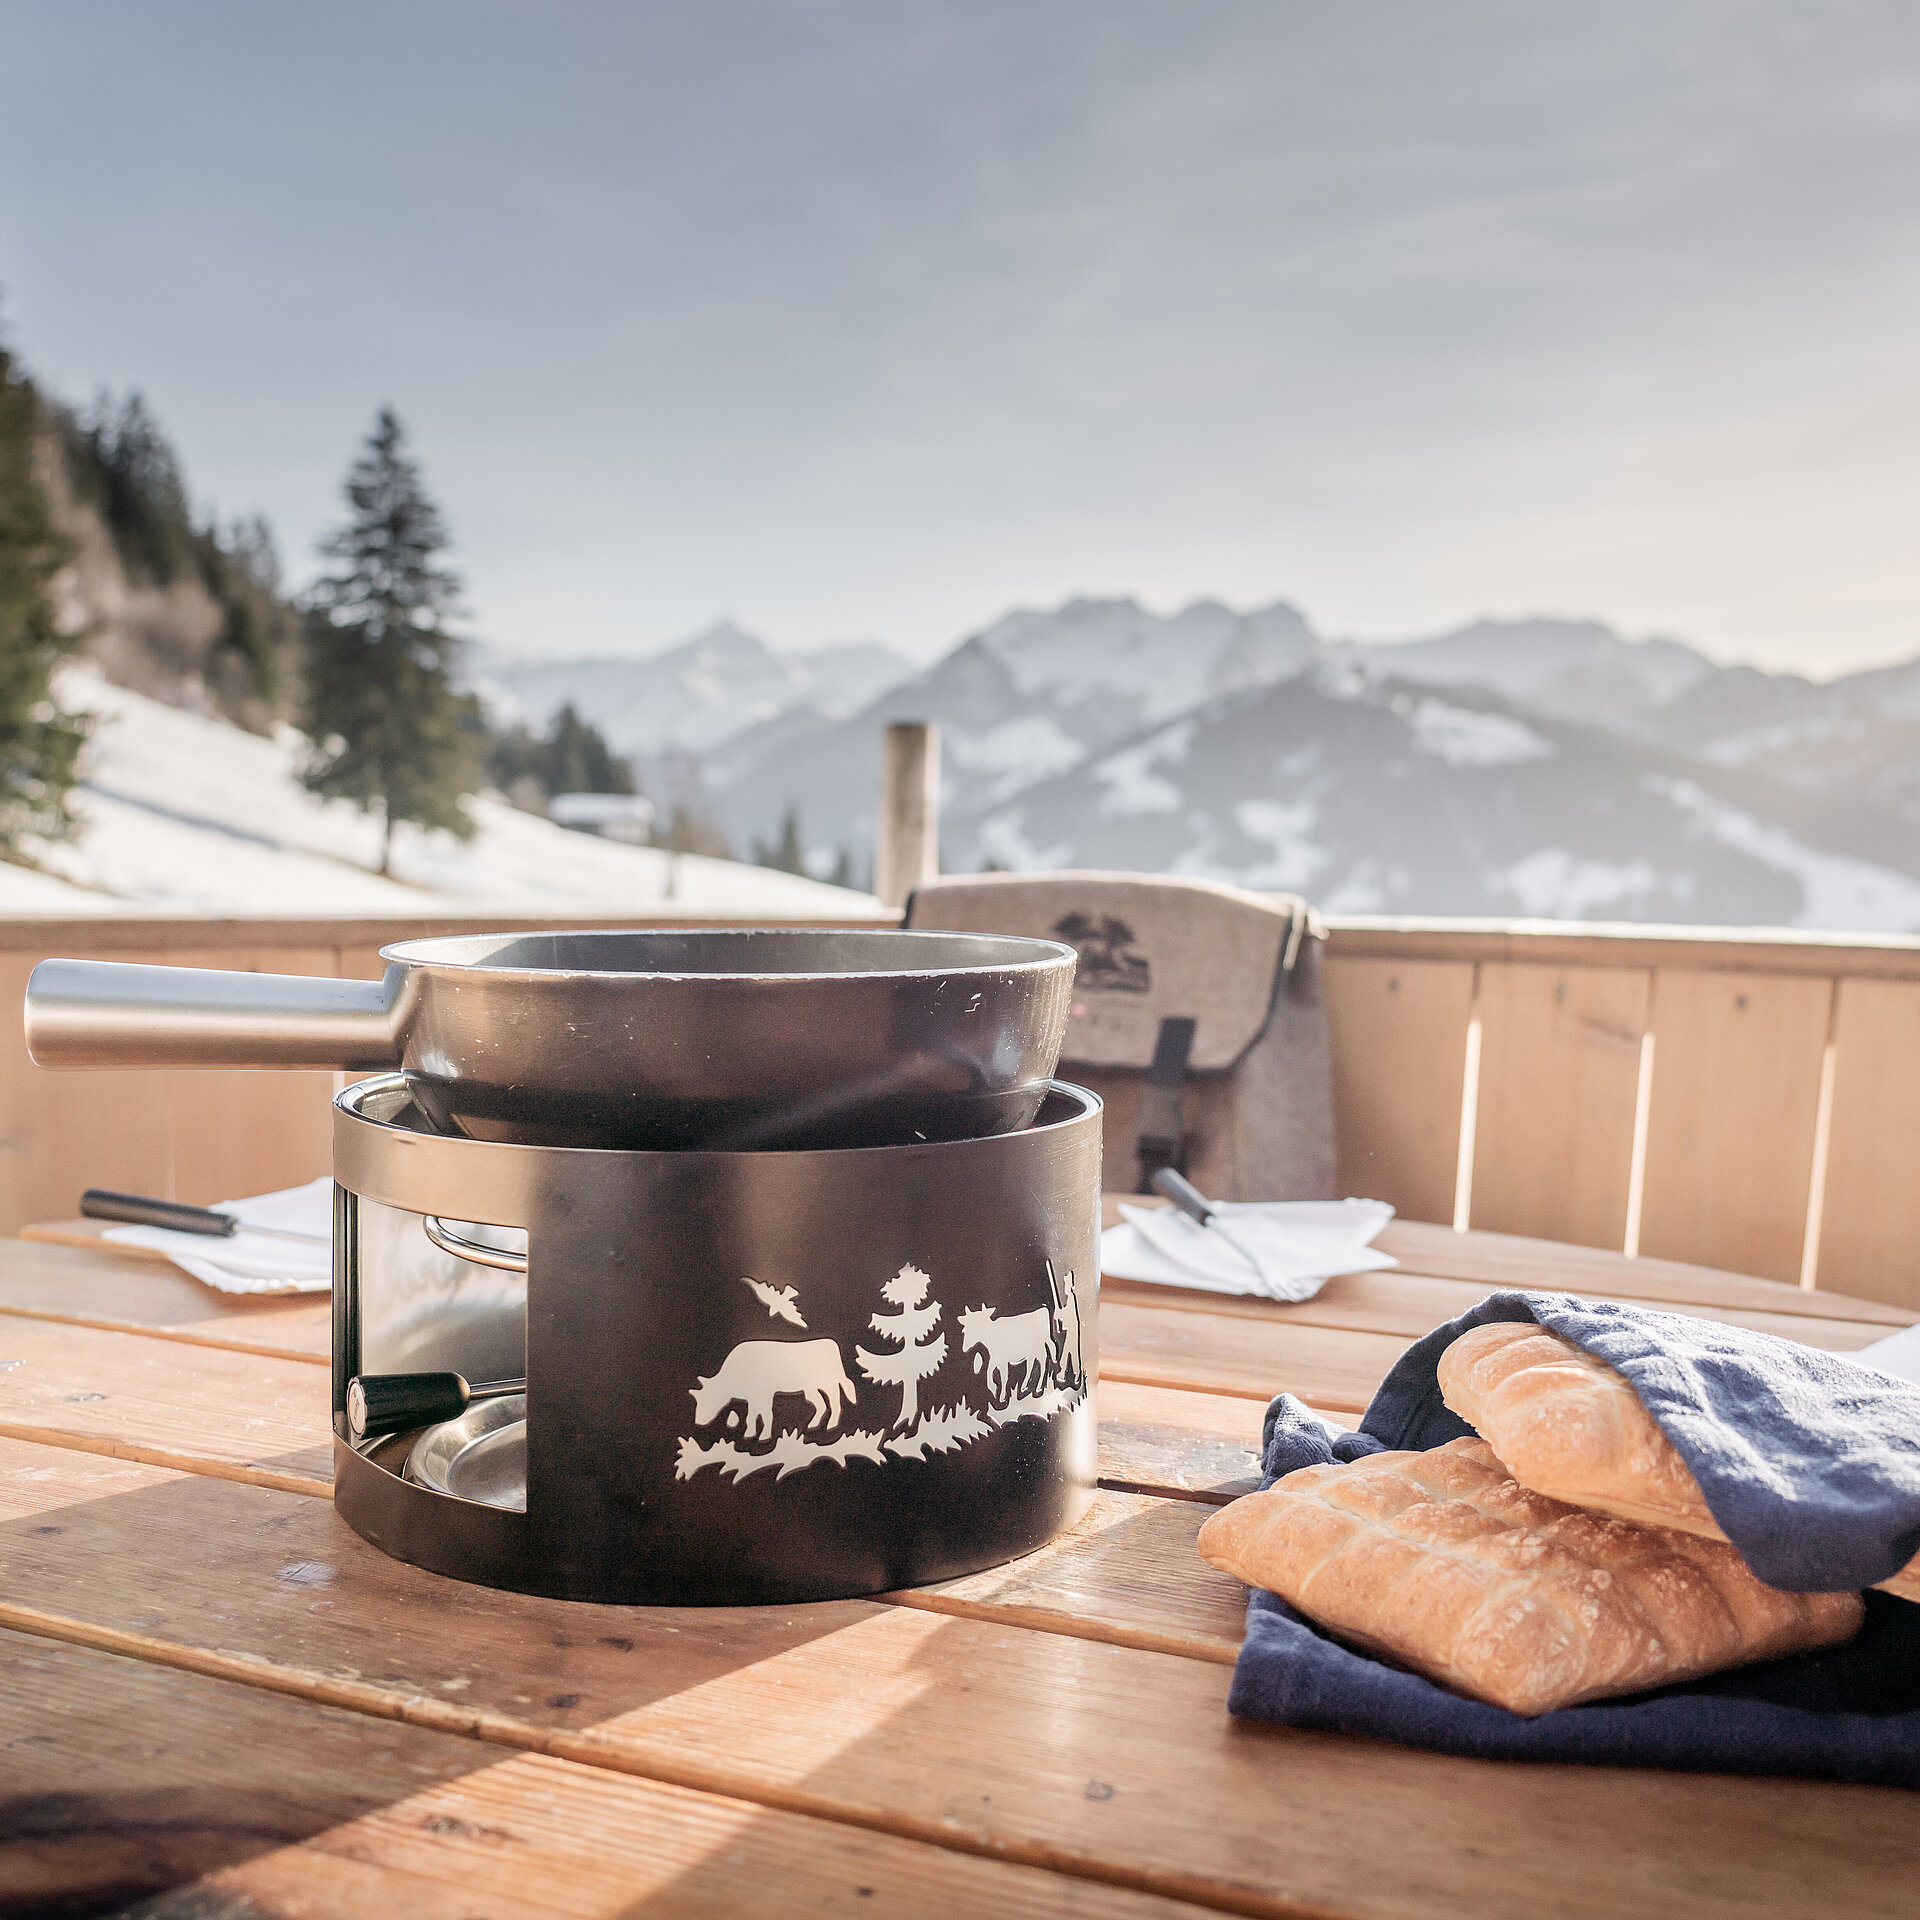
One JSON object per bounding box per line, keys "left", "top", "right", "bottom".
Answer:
{"left": 741, "top": 1275, "right": 807, "bottom": 1328}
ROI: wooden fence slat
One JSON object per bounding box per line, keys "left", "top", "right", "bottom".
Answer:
{"left": 335, "top": 942, "right": 393, "bottom": 981}
{"left": 0, "top": 947, "right": 180, "bottom": 1236}
{"left": 1468, "top": 964, "right": 1648, "bottom": 1251}
{"left": 1637, "top": 970, "right": 1832, "bottom": 1285}
{"left": 164, "top": 945, "right": 340, "bottom": 1206}
{"left": 1812, "top": 978, "right": 1920, "bottom": 1311}
{"left": 1323, "top": 956, "right": 1475, "bottom": 1224}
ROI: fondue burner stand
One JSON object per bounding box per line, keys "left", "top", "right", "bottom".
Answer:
{"left": 332, "top": 1075, "right": 1101, "bottom": 1605}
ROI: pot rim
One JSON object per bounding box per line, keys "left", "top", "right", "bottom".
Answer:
{"left": 378, "top": 925, "right": 1076, "bottom": 985}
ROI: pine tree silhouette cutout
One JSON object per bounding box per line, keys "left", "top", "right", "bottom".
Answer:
{"left": 855, "top": 1264, "right": 948, "bottom": 1432}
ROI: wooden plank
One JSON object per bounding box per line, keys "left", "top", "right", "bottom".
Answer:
{"left": 1372, "top": 1220, "right": 1913, "bottom": 1325}
{"left": 1468, "top": 964, "right": 1647, "bottom": 1250}
{"left": 1096, "top": 1379, "right": 1270, "bottom": 1502}
{"left": 20, "top": 1217, "right": 188, "bottom": 1260}
{"left": 1101, "top": 1271, "right": 1895, "bottom": 1355}
{"left": 0, "top": 1314, "right": 331, "bottom": 1489}
{"left": 890, "top": 1487, "right": 1248, "bottom": 1663}
{"left": 163, "top": 943, "right": 339, "bottom": 1206}
{"left": 0, "top": 945, "right": 180, "bottom": 1238}
{"left": 1, "top": 1631, "right": 1213, "bottom": 1920}
{"left": 2, "top": 1442, "right": 1912, "bottom": 1920}
{"left": 1323, "top": 916, "right": 1920, "bottom": 983}
{"left": 1637, "top": 970, "right": 1832, "bottom": 1283}
{"left": 1099, "top": 1301, "right": 1407, "bottom": 1412}
{"left": 0, "top": 911, "right": 895, "bottom": 953}
{"left": 0, "top": 1235, "right": 333, "bottom": 1361}
{"left": 1817, "top": 978, "right": 1920, "bottom": 1312}
{"left": 1322, "top": 956, "right": 1475, "bottom": 1225}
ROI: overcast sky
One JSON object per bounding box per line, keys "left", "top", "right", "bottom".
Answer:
{"left": 3, "top": 2, "right": 1916, "bottom": 675}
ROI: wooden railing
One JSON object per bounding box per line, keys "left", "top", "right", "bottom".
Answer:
{"left": 3, "top": 912, "right": 1918, "bottom": 1314}
{"left": 1323, "top": 919, "right": 1920, "bottom": 1311}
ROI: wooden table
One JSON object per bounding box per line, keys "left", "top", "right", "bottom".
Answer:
{"left": 2, "top": 1211, "right": 1915, "bottom": 1917}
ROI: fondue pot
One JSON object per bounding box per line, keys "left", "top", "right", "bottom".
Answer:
{"left": 25, "top": 927, "right": 1075, "bottom": 1150}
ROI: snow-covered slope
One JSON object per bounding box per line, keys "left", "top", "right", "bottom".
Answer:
{"left": 0, "top": 668, "right": 885, "bottom": 919}
{"left": 484, "top": 622, "right": 914, "bottom": 760}
{"left": 948, "top": 676, "right": 1920, "bottom": 932}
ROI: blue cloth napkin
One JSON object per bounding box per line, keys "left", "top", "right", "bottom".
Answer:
{"left": 1228, "top": 1291, "right": 1920, "bottom": 1785}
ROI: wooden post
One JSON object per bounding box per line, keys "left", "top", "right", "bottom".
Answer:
{"left": 875, "top": 721, "right": 940, "bottom": 910}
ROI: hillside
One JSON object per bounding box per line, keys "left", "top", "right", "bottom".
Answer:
{"left": 40, "top": 393, "right": 293, "bottom": 730}
{"left": 949, "top": 673, "right": 1920, "bottom": 929}
{"left": 0, "top": 667, "right": 884, "bottom": 918}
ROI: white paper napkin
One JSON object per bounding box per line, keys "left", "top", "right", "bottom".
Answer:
{"left": 1101, "top": 1197, "right": 1396, "bottom": 1302}
{"left": 101, "top": 1176, "right": 334, "bottom": 1295}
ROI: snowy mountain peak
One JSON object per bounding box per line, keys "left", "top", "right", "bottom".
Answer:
{"left": 486, "top": 624, "right": 914, "bottom": 761}
{"left": 1340, "top": 617, "right": 1719, "bottom": 728}
{"left": 973, "top": 595, "right": 1315, "bottom": 723}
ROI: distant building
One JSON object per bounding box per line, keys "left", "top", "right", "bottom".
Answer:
{"left": 547, "top": 792, "right": 656, "bottom": 846}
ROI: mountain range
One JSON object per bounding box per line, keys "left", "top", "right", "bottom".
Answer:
{"left": 485, "top": 600, "right": 1920, "bottom": 931}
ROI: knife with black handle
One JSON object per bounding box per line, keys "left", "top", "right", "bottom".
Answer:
{"left": 81, "top": 1188, "right": 330, "bottom": 1245}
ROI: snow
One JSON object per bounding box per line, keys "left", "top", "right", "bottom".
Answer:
{"left": 1093, "top": 721, "right": 1196, "bottom": 817}
{"left": 0, "top": 667, "right": 884, "bottom": 919}
{"left": 1701, "top": 719, "right": 1845, "bottom": 768}
{"left": 945, "top": 716, "right": 1086, "bottom": 802}
{"left": 1651, "top": 777, "right": 1920, "bottom": 932}
{"left": 1228, "top": 799, "right": 1328, "bottom": 891}
{"left": 1408, "top": 698, "right": 1556, "bottom": 768}
{"left": 973, "top": 807, "right": 1074, "bottom": 872}
{"left": 1489, "top": 849, "right": 1687, "bottom": 919}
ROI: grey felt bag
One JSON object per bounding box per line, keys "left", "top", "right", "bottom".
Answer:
{"left": 905, "top": 871, "right": 1335, "bottom": 1201}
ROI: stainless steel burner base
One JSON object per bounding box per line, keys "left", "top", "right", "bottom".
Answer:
{"left": 406, "top": 1395, "right": 528, "bottom": 1510}
{"left": 332, "top": 1073, "right": 1102, "bottom": 1605}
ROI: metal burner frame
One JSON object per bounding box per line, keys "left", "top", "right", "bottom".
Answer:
{"left": 331, "top": 1074, "right": 1101, "bottom": 1605}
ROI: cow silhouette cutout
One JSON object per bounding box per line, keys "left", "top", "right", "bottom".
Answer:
{"left": 690, "top": 1338, "right": 858, "bottom": 1441}
{"left": 959, "top": 1304, "right": 1054, "bottom": 1405}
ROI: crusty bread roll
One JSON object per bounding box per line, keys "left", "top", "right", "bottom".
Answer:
{"left": 1438, "top": 1321, "right": 1920, "bottom": 1605}
{"left": 1196, "top": 1436, "right": 1863, "bottom": 1715}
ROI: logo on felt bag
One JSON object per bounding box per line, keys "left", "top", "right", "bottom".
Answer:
{"left": 1051, "top": 912, "right": 1151, "bottom": 993}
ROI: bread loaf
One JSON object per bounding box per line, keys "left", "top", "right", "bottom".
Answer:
{"left": 1196, "top": 1436, "right": 1863, "bottom": 1715}
{"left": 1437, "top": 1321, "right": 1920, "bottom": 1605}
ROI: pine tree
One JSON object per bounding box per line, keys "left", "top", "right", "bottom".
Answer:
{"left": 855, "top": 1264, "right": 948, "bottom": 1430}
{"left": 545, "top": 703, "right": 635, "bottom": 795}
{"left": 486, "top": 704, "right": 635, "bottom": 808}
{"left": 301, "top": 409, "right": 480, "bottom": 874}
{"left": 754, "top": 804, "right": 808, "bottom": 875}
{"left": 0, "top": 333, "right": 87, "bottom": 857}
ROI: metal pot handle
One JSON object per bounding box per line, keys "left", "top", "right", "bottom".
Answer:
{"left": 24, "top": 959, "right": 405, "bottom": 1070}
{"left": 422, "top": 1215, "right": 530, "bottom": 1273}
